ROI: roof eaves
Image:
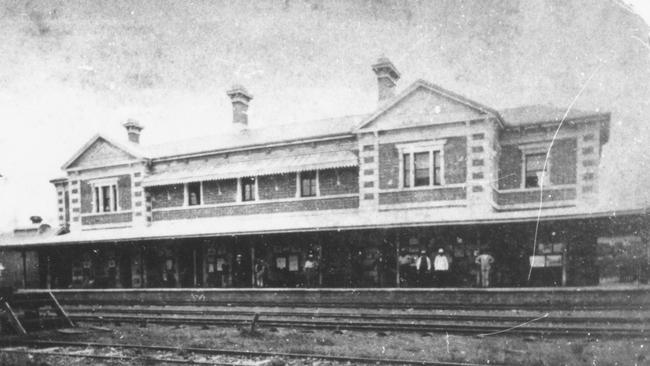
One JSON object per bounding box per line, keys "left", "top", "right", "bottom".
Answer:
{"left": 150, "top": 131, "right": 357, "bottom": 162}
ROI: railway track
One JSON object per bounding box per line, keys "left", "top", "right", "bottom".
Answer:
{"left": 65, "top": 306, "right": 650, "bottom": 324}
{"left": 64, "top": 307, "right": 648, "bottom": 338}
{"left": 1, "top": 340, "right": 496, "bottom": 366}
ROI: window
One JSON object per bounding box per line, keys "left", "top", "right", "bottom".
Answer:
{"left": 403, "top": 154, "right": 411, "bottom": 188}
{"left": 525, "top": 153, "right": 548, "bottom": 188}
{"left": 92, "top": 181, "right": 118, "bottom": 213}
{"left": 413, "top": 152, "right": 430, "bottom": 186}
{"left": 242, "top": 177, "right": 256, "bottom": 201}
{"left": 187, "top": 182, "right": 201, "bottom": 206}
{"left": 300, "top": 171, "right": 317, "bottom": 197}
{"left": 400, "top": 145, "right": 444, "bottom": 188}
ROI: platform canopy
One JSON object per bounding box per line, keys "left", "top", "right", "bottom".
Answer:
{"left": 143, "top": 150, "right": 358, "bottom": 187}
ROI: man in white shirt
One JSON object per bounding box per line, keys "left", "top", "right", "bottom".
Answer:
{"left": 433, "top": 248, "right": 450, "bottom": 286}
{"left": 475, "top": 252, "right": 495, "bottom": 287}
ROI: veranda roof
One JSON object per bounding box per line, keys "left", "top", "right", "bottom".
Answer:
{"left": 143, "top": 150, "right": 358, "bottom": 187}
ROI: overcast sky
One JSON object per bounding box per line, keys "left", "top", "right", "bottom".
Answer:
{"left": 0, "top": 0, "right": 649, "bottom": 230}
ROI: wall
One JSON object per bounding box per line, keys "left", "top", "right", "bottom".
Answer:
{"left": 319, "top": 168, "right": 358, "bottom": 196}
{"left": 498, "top": 138, "right": 577, "bottom": 190}
{"left": 378, "top": 136, "right": 467, "bottom": 189}
{"left": 203, "top": 179, "right": 238, "bottom": 204}
{"left": 150, "top": 184, "right": 185, "bottom": 209}
{"left": 258, "top": 174, "right": 296, "bottom": 200}
{"left": 79, "top": 174, "right": 132, "bottom": 213}
{"left": 152, "top": 196, "right": 359, "bottom": 221}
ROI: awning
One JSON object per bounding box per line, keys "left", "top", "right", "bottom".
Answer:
{"left": 143, "top": 150, "right": 358, "bottom": 187}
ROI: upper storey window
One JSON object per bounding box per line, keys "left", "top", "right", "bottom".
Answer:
{"left": 399, "top": 140, "right": 445, "bottom": 189}
{"left": 242, "top": 177, "right": 256, "bottom": 201}
{"left": 300, "top": 171, "right": 318, "bottom": 197}
{"left": 92, "top": 179, "right": 118, "bottom": 213}
{"left": 187, "top": 182, "right": 202, "bottom": 206}
{"left": 525, "top": 153, "right": 549, "bottom": 188}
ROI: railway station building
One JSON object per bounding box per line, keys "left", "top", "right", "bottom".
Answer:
{"left": 1, "top": 58, "right": 647, "bottom": 289}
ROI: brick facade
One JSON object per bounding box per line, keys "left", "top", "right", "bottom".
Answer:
{"left": 81, "top": 212, "right": 133, "bottom": 225}
{"left": 378, "top": 187, "right": 466, "bottom": 205}
{"left": 150, "top": 184, "right": 184, "bottom": 209}
{"left": 258, "top": 174, "right": 296, "bottom": 200}
{"left": 378, "top": 136, "right": 467, "bottom": 189}
{"left": 152, "top": 196, "right": 359, "bottom": 221}
{"left": 319, "top": 168, "right": 358, "bottom": 196}
{"left": 203, "top": 179, "right": 238, "bottom": 204}
{"left": 495, "top": 187, "right": 577, "bottom": 206}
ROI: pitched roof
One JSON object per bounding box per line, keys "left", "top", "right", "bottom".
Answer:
{"left": 356, "top": 79, "right": 505, "bottom": 130}
{"left": 142, "top": 114, "right": 366, "bottom": 160}
{"left": 61, "top": 133, "right": 147, "bottom": 170}
{"left": 498, "top": 105, "right": 608, "bottom": 128}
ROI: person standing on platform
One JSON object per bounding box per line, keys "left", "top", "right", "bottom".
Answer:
{"left": 232, "top": 254, "right": 247, "bottom": 287}
{"left": 304, "top": 253, "right": 319, "bottom": 287}
{"left": 254, "top": 259, "right": 267, "bottom": 287}
{"left": 475, "top": 251, "right": 495, "bottom": 287}
{"left": 415, "top": 250, "right": 431, "bottom": 287}
{"left": 433, "top": 248, "right": 450, "bottom": 286}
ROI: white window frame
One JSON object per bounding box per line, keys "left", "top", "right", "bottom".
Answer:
{"left": 240, "top": 176, "right": 258, "bottom": 202}
{"left": 91, "top": 178, "right": 119, "bottom": 213}
{"left": 397, "top": 140, "right": 446, "bottom": 189}
{"left": 519, "top": 142, "right": 551, "bottom": 189}
{"left": 298, "top": 170, "right": 320, "bottom": 198}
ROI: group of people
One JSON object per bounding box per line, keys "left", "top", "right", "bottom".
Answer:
{"left": 230, "top": 252, "right": 319, "bottom": 288}
{"left": 400, "top": 248, "right": 495, "bottom": 287}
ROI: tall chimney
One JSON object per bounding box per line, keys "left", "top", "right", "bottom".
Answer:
{"left": 226, "top": 85, "right": 253, "bottom": 130}
{"left": 371, "top": 57, "right": 401, "bottom": 103}
{"left": 123, "top": 119, "right": 144, "bottom": 144}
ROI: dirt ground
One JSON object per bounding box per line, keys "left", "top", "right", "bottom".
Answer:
{"left": 1, "top": 322, "right": 647, "bottom": 366}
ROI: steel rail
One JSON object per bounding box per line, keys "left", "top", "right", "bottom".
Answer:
{"left": 2, "top": 340, "right": 498, "bottom": 366}
{"left": 65, "top": 306, "right": 650, "bottom": 324}
{"left": 68, "top": 313, "right": 648, "bottom": 338}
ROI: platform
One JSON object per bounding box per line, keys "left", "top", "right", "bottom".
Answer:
{"left": 18, "top": 286, "right": 650, "bottom": 310}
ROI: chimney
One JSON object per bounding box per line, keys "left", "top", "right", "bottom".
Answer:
{"left": 372, "top": 57, "right": 401, "bottom": 103}
{"left": 226, "top": 85, "right": 253, "bottom": 130}
{"left": 123, "top": 119, "right": 144, "bottom": 144}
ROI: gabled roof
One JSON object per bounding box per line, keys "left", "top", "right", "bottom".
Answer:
{"left": 142, "top": 114, "right": 365, "bottom": 160}
{"left": 61, "top": 133, "right": 147, "bottom": 170}
{"left": 356, "top": 79, "right": 505, "bottom": 131}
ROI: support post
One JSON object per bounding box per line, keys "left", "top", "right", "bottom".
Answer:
{"left": 250, "top": 245, "right": 256, "bottom": 287}
{"left": 21, "top": 251, "right": 27, "bottom": 289}
{"left": 396, "top": 238, "right": 400, "bottom": 288}
{"left": 193, "top": 247, "right": 197, "bottom": 287}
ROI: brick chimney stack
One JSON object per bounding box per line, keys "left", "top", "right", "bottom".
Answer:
{"left": 123, "top": 119, "right": 144, "bottom": 144}
{"left": 226, "top": 85, "right": 253, "bottom": 130}
{"left": 372, "top": 57, "right": 401, "bottom": 103}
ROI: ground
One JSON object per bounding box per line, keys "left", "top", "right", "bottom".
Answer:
{"left": 1, "top": 322, "right": 648, "bottom": 366}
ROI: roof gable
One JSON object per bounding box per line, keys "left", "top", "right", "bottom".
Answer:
{"left": 62, "top": 134, "right": 143, "bottom": 170}
{"left": 357, "top": 80, "right": 502, "bottom": 131}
